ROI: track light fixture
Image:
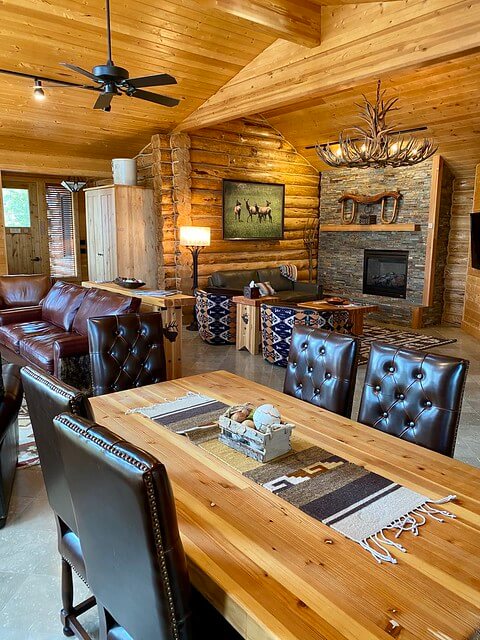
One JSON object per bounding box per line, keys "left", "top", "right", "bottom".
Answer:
{"left": 33, "top": 79, "right": 45, "bottom": 101}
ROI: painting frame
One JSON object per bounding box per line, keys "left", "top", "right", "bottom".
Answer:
{"left": 222, "top": 179, "right": 285, "bottom": 241}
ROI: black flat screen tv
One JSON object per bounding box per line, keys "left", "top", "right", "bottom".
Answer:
{"left": 471, "top": 213, "right": 480, "bottom": 270}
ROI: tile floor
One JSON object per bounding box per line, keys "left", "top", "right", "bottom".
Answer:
{"left": 1, "top": 323, "right": 479, "bottom": 639}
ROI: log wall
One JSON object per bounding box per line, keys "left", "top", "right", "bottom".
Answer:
{"left": 138, "top": 117, "right": 320, "bottom": 291}
{"left": 443, "top": 176, "right": 474, "bottom": 325}
{"left": 461, "top": 165, "right": 480, "bottom": 337}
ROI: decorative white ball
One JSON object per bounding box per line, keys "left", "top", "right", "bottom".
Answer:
{"left": 252, "top": 404, "right": 281, "bottom": 433}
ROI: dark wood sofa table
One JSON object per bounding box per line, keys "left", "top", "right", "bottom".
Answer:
{"left": 297, "top": 300, "right": 378, "bottom": 335}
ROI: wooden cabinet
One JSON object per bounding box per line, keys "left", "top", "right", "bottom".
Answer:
{"left": 85, "top": 185, "right": 157, "bottom": 287}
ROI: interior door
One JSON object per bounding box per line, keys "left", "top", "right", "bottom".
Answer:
{"left": 2, "top": 180, "right": 48, "bottom": 274}
{"left": 86, "top": 188, "right": 116, "bottom": 281}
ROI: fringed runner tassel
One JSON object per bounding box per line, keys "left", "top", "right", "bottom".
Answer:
{"left": 358, "top": 496, "right": 457, "bottom": 564}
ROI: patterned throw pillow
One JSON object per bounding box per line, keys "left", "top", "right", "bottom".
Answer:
{"left": 256, "top": 281, "right": 275, "bottom": 296}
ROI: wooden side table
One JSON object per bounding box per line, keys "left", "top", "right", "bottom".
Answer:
{"left": 232, "top": 295, "right": 279, "bottom": 355}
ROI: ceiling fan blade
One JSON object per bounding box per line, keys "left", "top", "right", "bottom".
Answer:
{"left": 42, "top": 83, "right": 99, "bottom": 91}
{"left": 126, "top": 73, "right": 177, "bottom": 89}
{"left": 60, "top": 62, "right": 100, "bottom": 83}
{"left": 93, "top": 91, "right": 114, "bottom": 110}
{"left": 128, "top": 89, "right": 179, "bottom": 107}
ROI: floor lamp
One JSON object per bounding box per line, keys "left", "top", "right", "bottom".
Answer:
{"left": 180, "top": 225, "right": 211, "bottom": 331}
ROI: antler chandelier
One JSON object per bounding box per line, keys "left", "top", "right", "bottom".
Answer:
{"left": 316, "top": 81, "right": 437, "bottom": 169}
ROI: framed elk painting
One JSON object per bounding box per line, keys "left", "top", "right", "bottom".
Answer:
{"left": 222, "top": 179, "right": 285, "bottom": 240}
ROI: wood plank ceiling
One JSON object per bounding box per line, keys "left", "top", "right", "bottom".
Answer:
{"left": 0, "top": 0, "right": 276, "bottom": 175}
{"left": 1, "top": 0, "right": 480, "bottom": 181}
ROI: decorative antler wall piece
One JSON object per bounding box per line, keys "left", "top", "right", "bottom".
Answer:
{"left": 338, "top": 191, "right": 403, "bottom": 225}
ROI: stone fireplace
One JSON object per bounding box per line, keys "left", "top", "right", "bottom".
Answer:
{"left": 363, "top": 249, "right": 408, "bottom": 299}
{"left": 317, "top": 158, "right": 453, "bottom": 326}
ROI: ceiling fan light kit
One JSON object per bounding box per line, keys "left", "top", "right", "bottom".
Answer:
{"left": 60, "top": 180, "right": 87, "bottom": 192}
{"left": 1, "top": 0, "right": 179, "bottom": 112}
{"left": 316, "top": 81, "right": 437, "bottom": 169}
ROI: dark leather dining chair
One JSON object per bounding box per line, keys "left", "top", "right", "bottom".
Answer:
{"left": 21, "top": 366, "right": 95, "bottom": 638}
{"left": 88, "top": 312, "right": 167, "bottom": 396}
{"left": 54, "top": 413, "right": 241, "bottom": 640}
{"left": 358, "top": 342, "right": 469, "bottom": 456}
{"left": 283, "top": 325, "right": 359, "bottom": 418}
{"left": 0, "top": 364, "right": 23, "bottom": 529}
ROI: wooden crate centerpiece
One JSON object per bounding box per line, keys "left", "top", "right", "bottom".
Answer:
{"left": 219, "top": 403, "right": 294, "bottom": 462}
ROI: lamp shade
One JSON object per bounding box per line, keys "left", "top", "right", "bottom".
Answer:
{"left": 179, "top": 226, "right": 211, "bottom": 247}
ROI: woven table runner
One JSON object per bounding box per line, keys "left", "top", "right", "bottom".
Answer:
{"left": 128, "top": 393, "right": 456, "bottom": 564}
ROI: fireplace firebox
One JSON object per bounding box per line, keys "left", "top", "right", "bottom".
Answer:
{"left": 363, "top": 249, "right": 408, "bottom": 299}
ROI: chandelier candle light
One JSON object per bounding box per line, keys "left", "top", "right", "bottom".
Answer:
{"left": 180, "top": 226, "right": 211, "bottom": 331}
{"left": 316, "top": 81, "right": 437, "bottom": 169}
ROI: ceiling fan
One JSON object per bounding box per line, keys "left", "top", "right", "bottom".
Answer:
{"left": 59, "top": 0, "right": 179, "bottom": 111}
{"left": 0, "top": 0, "right": 179, "bottom": 112}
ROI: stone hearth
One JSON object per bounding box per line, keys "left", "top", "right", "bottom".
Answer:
{"left": 317, "top": 159, "right": 453, "bottom": 326}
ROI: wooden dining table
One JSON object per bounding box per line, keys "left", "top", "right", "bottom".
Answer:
{"left": 89, "top": 370, "right": 480, "bottom": 640}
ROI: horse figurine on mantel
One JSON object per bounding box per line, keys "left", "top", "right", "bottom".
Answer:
{"left": 338, "top": 191, "right": 403, "bottom": 224}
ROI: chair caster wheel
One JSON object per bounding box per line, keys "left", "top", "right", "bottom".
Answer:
{"left": 63, "top": 626, "right": 74, "bottom": 637}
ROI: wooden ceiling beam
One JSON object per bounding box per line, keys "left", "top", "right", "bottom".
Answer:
{"left": 177, "top": 0, "right": 480, "bottom": 131}
{"left": 196, "top": 0, "right": 323, "bottom": 47}
{"left": 0, "top": 150, "right": 111, "bottom": 177}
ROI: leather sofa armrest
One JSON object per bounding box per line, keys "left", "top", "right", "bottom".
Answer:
{"left": 0, "top": 306, "right": 43, "bottom": 326}
{"left": 53, "top": 333, "right": 90, "bottom": 360}
{"left": 293, "top": 282, "right": 323, "bottom": 298}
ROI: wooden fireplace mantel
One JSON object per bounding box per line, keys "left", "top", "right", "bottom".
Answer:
{"left": 320, "top": 223, "right": 420, "bottom": 232}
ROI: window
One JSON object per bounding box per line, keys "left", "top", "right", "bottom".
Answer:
{"left": 45, "top": 184, "right": 77, "bottom": 277}
{"left": 2, "top": 188, "right": 31, "bottom": 227}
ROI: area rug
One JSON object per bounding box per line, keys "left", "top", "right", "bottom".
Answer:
{"left": 128, "top": 393, "right": 457, "bottom": 564}
{"left": 358, "top": 325, "right": 456, "bottom": 365}
{"left": 17, "top": 399, "right": 39, "bottom": 468}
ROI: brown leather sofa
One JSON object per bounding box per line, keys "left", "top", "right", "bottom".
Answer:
{"left": 0, "top": 274, "right": 53, "bottom": 310}
{"left": 0, "top": 281, "right": 140, "bottom": 388}
{"left": 207, "top": 267, "right": 321, "bottom": 303}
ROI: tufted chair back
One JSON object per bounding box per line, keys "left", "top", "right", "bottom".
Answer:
{"left": 358, "top": 342, "right": 469, "bottom": 456}
{"left": 54, "top": 413, "right": 193, "bottom": 640}
{"left": 283, "top": 325, "right": 359, "bottom": 418}
{"left": 88, "top": 312, "right": 167, "bottom": 396}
